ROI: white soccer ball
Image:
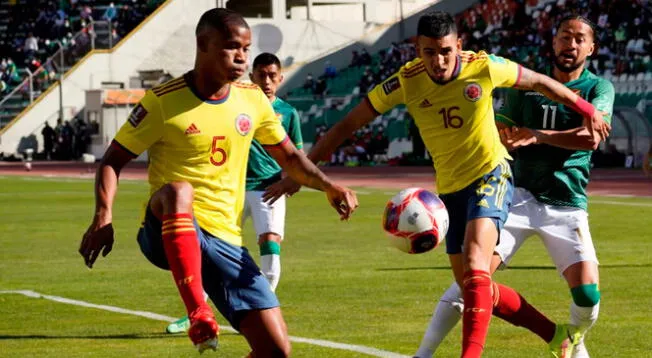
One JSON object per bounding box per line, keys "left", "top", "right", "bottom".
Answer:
{"left": 382, "top": 188, "right": 449, "bottom": 254}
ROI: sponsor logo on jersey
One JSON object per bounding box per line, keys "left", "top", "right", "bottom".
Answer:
{"left": 477, "top": 199, "right": 490, "bottom": 208}
{"left": 419, "top": 99, "right": 433, "bottom": 108}
{"left": 525, "top": 92, "right": 545, "bottom": 96}
{"left": 127, "top": 104, "right": 148, "bottom": 127}
{"left": 463, "top": 83, "right": 482, "bottom": 102}
{"left": 235, "top": 114, "right": 252, "bottom": 136}
{"left": 185, "top": 123, "right": 201, "bottom": 135}
{"left": 382, "top": 77, "right": 400, "bottom": 95}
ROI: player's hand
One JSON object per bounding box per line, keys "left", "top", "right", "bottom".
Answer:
{"left": 499, "top": 127, "right": 538, "bottom": 151}
{"left": 324, "top": 183, "right": 358, "bottom": 220}
{"left": 263, "top": 177, "right": 301, "bottom": 204}
{"left": 583, "top": 110, "right": 611, "bottom": 143}
{"left": 79, "top": 216, "right": 114, "bottom": 269}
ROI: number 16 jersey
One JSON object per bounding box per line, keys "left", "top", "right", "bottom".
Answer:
{"left": 368, "top": 51, "right": 520, "bottom": 194}
{"left": 114, "top": 73, "right": 287, "bottom": 246}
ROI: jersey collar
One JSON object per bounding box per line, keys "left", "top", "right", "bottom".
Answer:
{"left": 184, "top": 71, "right": 231, "bottom": 104}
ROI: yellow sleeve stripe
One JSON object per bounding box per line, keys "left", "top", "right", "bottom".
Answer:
{"left": 153, "top": 82, "right": 187, "bottom": 97}
{"left": 151, "top": 77, "right": 185, "bottom": 92}
{"left": 495, "top": 113, "right": 517, "bottom": 126}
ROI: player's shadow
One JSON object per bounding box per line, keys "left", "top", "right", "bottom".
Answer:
{"left": 0, "top": 332, "right": 239, "bottom": 340}
{"left": 377, "top": 263, "right": 652, "bottom": 271}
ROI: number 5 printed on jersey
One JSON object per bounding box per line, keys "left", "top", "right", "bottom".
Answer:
{"left": 210, "top": 136, "right": 228, "bottom": 166}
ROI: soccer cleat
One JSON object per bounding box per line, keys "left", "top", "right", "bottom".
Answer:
{"left": 166, "top": 315, "right": 191, "bottom": 334}
{"left": 188, "top": 309, "right": 219, "bottom": 353}
{"left": 572, "top": 340, "right": 590, "bottom": 358}
{"left": 548, "top": 324, "right": 582, "bottom": 358}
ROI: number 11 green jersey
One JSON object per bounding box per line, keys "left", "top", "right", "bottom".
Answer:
{"left": 496, "top": 69, "right": 615, "bottom": 210}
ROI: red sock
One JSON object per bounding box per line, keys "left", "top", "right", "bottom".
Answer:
{"left": 162, "top": 213, "right": 206, "bottom": 316}
{"left": 462, "top": 270, "right": 493, "bottom": 358}
{"left": 491, "top": 282, "right": 556, "bottom": 342}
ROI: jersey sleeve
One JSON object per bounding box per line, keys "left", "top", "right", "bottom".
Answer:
{"left": 113, "top": 90, "right": 164, "bottom": 156}
{"left": 286, "top": 108, "right": 304, "bottom": 150}
{"left": 254, "top": 92, "right": 288, "bottom": 147}
{"left": 495, "top": 88, "right": 523, "bottom": 127}
{"left": 590, "top": 79, "right": 615, "bottom": 124}
{"left": 487, "top": 54, "right": 523, "bottom": 89}
{"left": 367, "top": 73, "right": 404, "bottom": 114}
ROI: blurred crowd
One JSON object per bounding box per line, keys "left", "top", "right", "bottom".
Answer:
{"left": 1, "top": 0, "right": 164, "bottom": 97}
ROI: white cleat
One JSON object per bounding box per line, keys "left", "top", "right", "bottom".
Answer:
{"left": 572, "top": 340, "right": 590, "bottom": 358}
{"left": 195, "top": 337, "right": 218, "bottom": 354}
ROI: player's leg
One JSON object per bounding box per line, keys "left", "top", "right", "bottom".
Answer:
{"left": 140, "top": 181, "right": 218, "bottom": 351}
{"left": 201, "top": 232, "right": 290, "bottom": 356}
{"left": 247, "top": 191, "right": 286, "bottom": 291}
{"left": 414, "top": 201, "right": 533, "bottom": 357}
{"left": 539, "top": 208, "right": 599, "bottom": 358}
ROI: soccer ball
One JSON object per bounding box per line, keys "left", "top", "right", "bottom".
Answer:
{"left": 382, "top": 188, "right": 449, "bottom": 254}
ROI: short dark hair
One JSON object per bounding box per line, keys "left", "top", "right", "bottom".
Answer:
{"left": 253, "top": 53, "right": 281, "bottom": 70}
{"left": 195, "top": 8, "right": 248, "bottom": 36}
{"left": 417, "top": 11, "right": 457, "bottom": 38}
{"left": 556, "top": 14, "right": 597, "bottom": 41}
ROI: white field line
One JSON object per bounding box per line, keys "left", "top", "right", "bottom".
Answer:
{"left": 0, "top": 290, "right": 409, "bottom": 358}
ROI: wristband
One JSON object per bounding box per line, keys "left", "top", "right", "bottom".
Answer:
{"left": 572, "top": 97, "right": 595, "bottom": 118}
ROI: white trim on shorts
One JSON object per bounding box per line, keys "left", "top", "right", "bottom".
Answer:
{"left": 241, "top": 190, "right": 286, "bottom": 239}
{"left": 495, "top": 187, "right": 599, "bottom": 275}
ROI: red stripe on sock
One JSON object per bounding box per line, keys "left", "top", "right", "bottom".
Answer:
{"left": 492, "top": 283, "right": 556, "bottom": 342}
{"left": 161, "top": 213, "right": 207, "bottom": 315}
{"left": 462, "top": 270, "right": 493, "bottom": 358}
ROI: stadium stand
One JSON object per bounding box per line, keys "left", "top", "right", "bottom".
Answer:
{"left": 0, "top": 0, "right": 165, "bottom": 128}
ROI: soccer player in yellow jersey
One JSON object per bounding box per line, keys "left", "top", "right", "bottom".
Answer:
{"left": 78, "top": 8, "right": 358, "bottom": 356}
{"left": 267, "top": 11, "right": 608, "bottom": 358}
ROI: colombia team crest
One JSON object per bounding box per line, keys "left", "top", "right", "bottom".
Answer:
{"left": 235, "top": 114, "right": 252, "bottom": 136}
{"left": 463, "top": 83, "right": 482, "bottom": 102}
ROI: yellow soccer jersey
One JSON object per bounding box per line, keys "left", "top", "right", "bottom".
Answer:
{"left": 114, "top": 73, "right": 287, "bottom": 246}
{"left": 368, "top": 51, "right": 521, "bottom": 194}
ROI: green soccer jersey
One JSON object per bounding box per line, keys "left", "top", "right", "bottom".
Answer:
{"left": 246, "top": 97, "right": 303, "bottom": 191}
{"left": 496, "top": 69, "right": 615, "bottom": 210}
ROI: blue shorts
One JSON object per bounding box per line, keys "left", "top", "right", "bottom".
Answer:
{"left": 137, "top": 206, "right": 279, "bottom": 330}
{"left": 439, "top": 160, "right": 514, "bottom": 255}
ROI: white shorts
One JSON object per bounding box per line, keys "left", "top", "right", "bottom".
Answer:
{"left": 242, "top": 191, "right": 286, "bottom": 239}
{"left": 495, "top": 188, "right": 598, "bottom": 275}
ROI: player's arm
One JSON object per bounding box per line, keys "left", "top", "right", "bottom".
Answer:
{"left": 499, "top": 126, "right": 599, "bottom": 151}
{"left": 513, "top": 67, "right": 610, "bottom": 141}
{"left": 265, "top": 140, "right": 358, "bottom": 219}
{"left": 79, "top": 93, "right": 162, "bottom": 268}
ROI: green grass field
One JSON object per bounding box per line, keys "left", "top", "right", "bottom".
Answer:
{"left": 1, "top": 176, "right": 651, "bottom": 357}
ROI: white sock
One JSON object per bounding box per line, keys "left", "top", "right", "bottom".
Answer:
{"left": 414, "top": 282, "right": 464, "bottom": 358}
{"left": 570, "top": 301, "right": 599, "bottom": 339}
{"left": 260, "top": 254, "right": 281, "bottom": 291}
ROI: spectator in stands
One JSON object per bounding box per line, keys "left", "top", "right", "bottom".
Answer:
{"left": 313, "top": 78, "right": 327, "bottom": 98}
{"left": 360, "top": 48, "right": 372, "bottom": 66}
{"left": 41, "top": 121, "right": 56, "bottom": 160}
{"left": 323, "top": 61, "right": 337, "bottom": 79}
{"left": 24, "top": 33, "right": 39, "bottom": 59}
{"left": 303, "top": 73, "right": 315, "bottom": 91}
{"left": 103, "top": 2, "right": 118, "bottom": 22}
{"left": 350, "top": 50, "right": 361, "bottom": 67}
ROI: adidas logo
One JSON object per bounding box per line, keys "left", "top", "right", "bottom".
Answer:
{"left": 419, "top": 99, "right": 432, "bottom": 108}
{"left": 477, "top": 199, "right": 490, "bottom": 208}
{"left": 185, "top": 123, "right": 201, "bottom": 135}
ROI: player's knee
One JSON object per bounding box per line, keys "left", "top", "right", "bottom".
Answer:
{"left": 571, "top": 283, "right": 601, "bottom": 307}
{"left": 160, "top": 182, "right": 194, "bottom": 210}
